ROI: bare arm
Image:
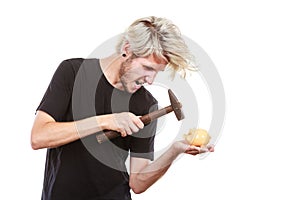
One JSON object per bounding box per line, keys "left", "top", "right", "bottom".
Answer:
{"left": 31, "top": 111, "right": 103, "bottom": 149}
{"left": 129, "top": 141, "right": 214, "bottom": 194}
{"left": 31, "top": 110, "right": 143, "bottom": 150}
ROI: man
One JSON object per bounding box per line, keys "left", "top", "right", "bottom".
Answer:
{"left": 31, "top": 16, "right": 214, "bottom": 200}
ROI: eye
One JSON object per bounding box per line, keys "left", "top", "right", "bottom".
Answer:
{"left": 143, "top": 65, "right": 154, "bottom": 71}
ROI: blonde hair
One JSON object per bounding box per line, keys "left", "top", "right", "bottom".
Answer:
{"left": 116, "top": 16, "right": 195, "bottom": 77}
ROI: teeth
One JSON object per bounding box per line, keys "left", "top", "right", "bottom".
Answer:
{"left": 135, "top": 80, "right": 143, "bottom": 85}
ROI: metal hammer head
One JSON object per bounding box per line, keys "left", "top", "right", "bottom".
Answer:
{"left": 168, "top": 89, "right": 185, "bottom": 121}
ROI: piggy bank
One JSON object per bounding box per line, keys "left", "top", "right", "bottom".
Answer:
{"left": 184, "top": 128, "right": 211, "bottom": 147}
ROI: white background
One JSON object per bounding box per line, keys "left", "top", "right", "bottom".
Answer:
{"left": 1, "top": 0, "right": 299, "bottom": 199}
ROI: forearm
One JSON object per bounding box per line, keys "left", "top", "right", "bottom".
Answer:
{"left": 31, "top": 121, "right": 78, "bottom": 149}
{"left": 131, "top": 141, "right": 215, "bottom": 193}
{"left": 31, "top": 114, "right": 107, "bottom": 149}
{"left": 130, "top": 144, "right": 181, "bottom": 193}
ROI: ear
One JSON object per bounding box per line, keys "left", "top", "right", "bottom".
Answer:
{"left": 121, "top": 42, "right": 133, "bottom": 58}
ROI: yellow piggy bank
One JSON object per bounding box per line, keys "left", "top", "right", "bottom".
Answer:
{"left": 184, "top": 128, "right": 211, "bottom": 147}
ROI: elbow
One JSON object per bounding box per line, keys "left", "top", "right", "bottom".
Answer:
{"left": 31, "top": 129, "right": 45, "bottom": 150}
{"left": 130, "top": 186, "right": 146, "bottom": 194}
{"left": 31, "top": 133, "right": 40, "bottom": 150}
{"left": 129, "top": 180, "right": 147, "bottom": 194}
{"left": 132, "top": 190, "right": 145, "bottom": 195}
{"left": 31, "top": 141, "right": 41, "bottom": 150}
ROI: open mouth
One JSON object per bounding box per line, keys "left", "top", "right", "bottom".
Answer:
{"left": 135, "top": 80, "right": 144, "bottom": 85}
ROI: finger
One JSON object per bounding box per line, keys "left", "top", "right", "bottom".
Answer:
{"left": 120, "top": 132, "right": 127, "bottom": 137}
{"left": 127, "top": 120, "right": 139, "bottom": 133}
{"left": 185, "top": 150, "right": 199, "bottom": 155}
{"left": 199, "top": 146, "right": 209, "bottom": 153}
{"left": 185, "top": 145, "right": 200, "bottom": 152}
{"left": 187, "top": 145, "right": 201, "bottom": 151}
{"left": 119, "top": 128, "right": 127, "bottom": 137}
{"left": 124, "top": 126, "right": 132, "bottom": 136}
{"left": 207, "top": 144, "right": 215, "bottom": 152}
{"left": 130, "top": 125, "right": 139, "bottom": 133}
{"left": 131, "top": 115, "right": 144, "bottom": 129}
{"left": 187, "top": 146, "right": 208, "bottom": 154}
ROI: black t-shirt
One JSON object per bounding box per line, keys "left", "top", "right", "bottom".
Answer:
{"left": 37, "top": 58, "right": 158, "bottom": 200}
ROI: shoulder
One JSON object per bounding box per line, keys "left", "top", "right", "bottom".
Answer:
{"left": 63, "top": 58, "right": 84, "bottom": 66}
{"left": 59, "top": 58, "right": 84, "bottom": 71}
{"left": 56, "top": 58, "right": 100, "bottom": 76}
{"left": 63, "top": 58, "right": 98, "bottom": 67}
{"left": 54, "top": 58, "right": 83, "bottom": 74}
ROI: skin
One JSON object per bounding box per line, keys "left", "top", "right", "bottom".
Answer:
{"left": 31, "top": 46, "right": 214, "bottom": 194}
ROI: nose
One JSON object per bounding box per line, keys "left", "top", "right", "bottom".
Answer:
{"left": 145, "top": 72, "right": 157, "bottom": 85}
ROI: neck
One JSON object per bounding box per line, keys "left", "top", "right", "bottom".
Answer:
{"left": 99, "top": 53, "right": 124, "bottom": 89}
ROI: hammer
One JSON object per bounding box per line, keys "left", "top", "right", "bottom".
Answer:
{"left": 96, "top": 89, "right": 184, "bottom": 144}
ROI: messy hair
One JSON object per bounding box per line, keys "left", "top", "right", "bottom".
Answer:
{"left": 116, "top": 16, "right": 196, "bottom": 77}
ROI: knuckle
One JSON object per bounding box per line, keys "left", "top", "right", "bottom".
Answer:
{"left": 139, "top": 122, "right": 144, "bottom": 129}
{"left": 125, "top": 127, "right": 131, "bottom": 135}
{"left": 132, "top": 127, "right": 139, "bottom": 133}
{"left": 121, "top": 131, "right": 126, "bottom": 137}
{"left": 116, "top": 127, "right": 123, "bottom": 132}
{"left": 133, "top": 118, "right": 144, "bottom": 128}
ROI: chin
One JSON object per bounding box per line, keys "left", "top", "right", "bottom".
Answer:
{"left": 122, "top": 81, "right": 141, "bottom": 94}
{"left": 123, "top": 86, "right": 136, "bottom": 94}
{"left": 129, "top": 88, "right": 138, "bottom": 94}
{"left": 129, "top": 87, "right": 141, "bottom": 94}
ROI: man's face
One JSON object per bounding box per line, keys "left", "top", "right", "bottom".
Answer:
{"left": 120, "top": 54, "right": 167, "bottom": 93}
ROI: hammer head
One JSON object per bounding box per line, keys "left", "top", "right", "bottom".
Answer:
{"left": 168, "top": 89, "right": 185, "bottom": 121}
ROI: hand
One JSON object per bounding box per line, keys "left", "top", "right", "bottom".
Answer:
{"left": 172, "top": 140, "right": 215, "bottom": 156}
{"left": 108, "top": 112, "right": 144, "bottom": 137}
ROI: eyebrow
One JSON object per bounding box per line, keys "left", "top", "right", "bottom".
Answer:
{"left": 142, "top": 65, "right": 155, "bottom": 70}
{"left": 142, "top": 65, "right": 165, "bottom": 72}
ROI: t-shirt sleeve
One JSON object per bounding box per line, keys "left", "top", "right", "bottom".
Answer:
{"left": 36, "top": 60, "right": 75, "bottom": 121}
{"left": 129, "top": 103, "right": 158, "bottom": 161}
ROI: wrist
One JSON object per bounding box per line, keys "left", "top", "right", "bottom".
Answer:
{"left": 170, "top": 142, "right": 184, "bottom": 156}
{"left": 96, "top": 115, "right": 109, "bottom": 131}
{"left": 171, "top": 141, "right": 189, "bottom": 155}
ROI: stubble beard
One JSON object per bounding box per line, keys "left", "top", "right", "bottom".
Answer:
{"left": 119, "top": 59, "right": 132, "bottom": 93}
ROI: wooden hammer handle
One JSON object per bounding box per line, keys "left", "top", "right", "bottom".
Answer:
{"left": 96, "top": 130, "right": 120, "bottom": 144}
{"left": 140, "top": 105, "right": 173, "bottom": 124}
{"left": 96, "top": 105, "right": 173, "bottom": 144}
